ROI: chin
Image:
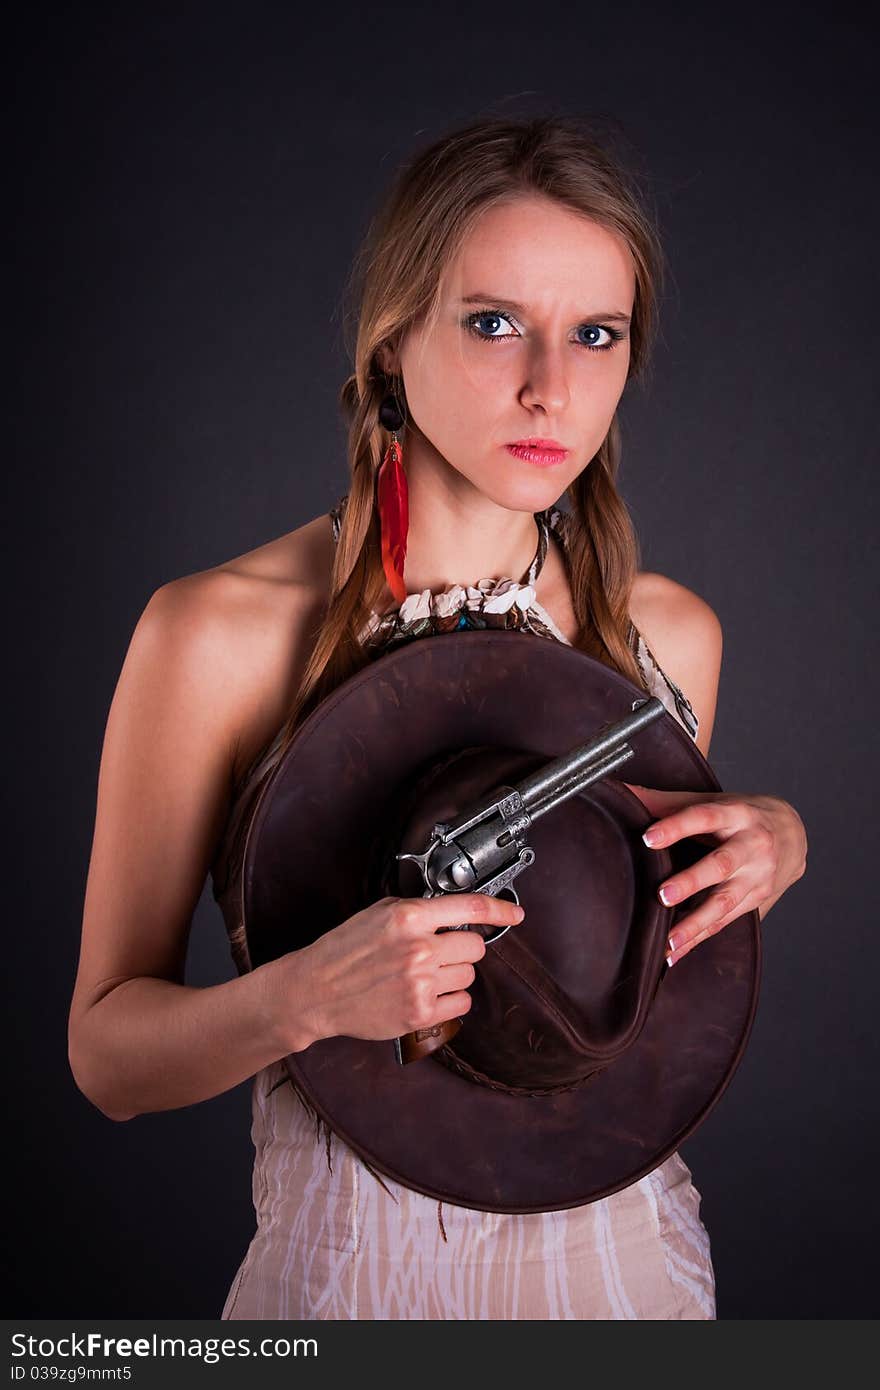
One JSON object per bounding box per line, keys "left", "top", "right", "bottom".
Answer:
{"left": 475, "top": 473, "right": 566, "bottom": 514}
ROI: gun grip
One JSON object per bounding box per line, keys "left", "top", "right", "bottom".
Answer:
{"left": 396, "top": 1017, "right": 463, "bottom": 1064}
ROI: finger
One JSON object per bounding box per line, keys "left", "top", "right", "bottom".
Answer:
{"left": 665, "top": 881, "right": 757, "bottom": 965}
{"left": 432, "top": 893, "right": 525, "bottom": 933}
{"left": 435, "top": 961, "right": 477, "bottom": 992}
{"left": 642, "top": 798, "right": 743, "bottom": 850}
{"left": 656, "top": 831, "right": 750, "bottom": 908}
{"left": 432, "top": 990, "right": 474, "bottom": 1024}
{"left": 435, "top": 930, "right": 488, "bottom": 966}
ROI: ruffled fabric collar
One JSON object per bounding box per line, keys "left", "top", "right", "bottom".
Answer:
{"left": 360, "top": 506, "right": 568, "bottom": 650}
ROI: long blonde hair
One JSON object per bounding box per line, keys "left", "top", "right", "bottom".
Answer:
{"left": 279, "top": 113, "right": 667, "bottom": 751}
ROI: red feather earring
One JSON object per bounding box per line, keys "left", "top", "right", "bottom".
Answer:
{"left": 377, "top": 386, "right": 409, "bottom": 605}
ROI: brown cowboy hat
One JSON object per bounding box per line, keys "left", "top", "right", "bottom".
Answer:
{"left": 240, "top": 630, "right": 760, "bottom": 1214}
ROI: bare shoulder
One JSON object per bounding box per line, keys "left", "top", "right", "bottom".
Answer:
{"left": 629, "top": 572, "right": 723, "bottom": 756}
{"left": 210, "top": 510, "right": 336, "bottom": 590}
{"left": 157, "top": 510, "right": 335, "bottom": 784}
{"left": 629, "top": 571, "right": 722, "bottom": 647}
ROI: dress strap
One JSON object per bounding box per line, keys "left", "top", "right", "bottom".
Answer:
{"left": 524, "top": 510, "right": 551, "bottom": 585}
{"left": 329, "top": 493, "right": 348, "bottom": 544}
{"left": 629, "top": 625, "right": 700, "bottom": 739}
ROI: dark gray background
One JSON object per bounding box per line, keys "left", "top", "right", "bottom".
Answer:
{"left": 9, "top": 3, "right": 877, "bottom": 1319}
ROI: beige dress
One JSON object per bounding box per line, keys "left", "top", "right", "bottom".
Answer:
{"left": 210, "top": 498, "right": 714, "bottom": 1320}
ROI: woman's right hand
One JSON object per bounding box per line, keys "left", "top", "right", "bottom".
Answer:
{"left": 273, "top": 894, "right": 525, "bottom": 1052}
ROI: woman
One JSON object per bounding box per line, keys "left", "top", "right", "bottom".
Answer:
{"left": 68, "top": 114, "right": 807, "bottom": 1319}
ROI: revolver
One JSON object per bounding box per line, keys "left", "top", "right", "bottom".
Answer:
{"left": 393, "top": 695, "right": 668, "bottom": 1064}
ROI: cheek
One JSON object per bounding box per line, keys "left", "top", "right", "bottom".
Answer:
{"left": 580, "top": 351, "right": 630, "bottom": 416}
{"left": 445, "top": 346, "right": 511, "bottom": 410}
{"left": 408, "top": 348, "right": 503, "bottom": 433}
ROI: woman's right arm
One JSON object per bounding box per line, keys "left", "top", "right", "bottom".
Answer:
{"left": 67, "top": 574, "right": 318, "bottom": 1121}
{"left": 69, "top": 575, "right": 515, "bottom": 1123}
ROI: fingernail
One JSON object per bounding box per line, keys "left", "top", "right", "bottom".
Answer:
{"left": 659, "top": 883, "right": 681, "bottom": 905}
{"left": 642, "top": 827, "right": 663, "bottom": 846}
{"left": 665, "top": 952, "right": 675, "bottom": 967}
{"left": 513, "top": 906, "right": 525, "bottom": 921}
{"left": 667, "top": 934, "right": 679, "bottom": 954}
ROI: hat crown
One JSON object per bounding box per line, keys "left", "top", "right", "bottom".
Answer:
{"left": 384, "top": 744, "right": 674, "bottom": 1093}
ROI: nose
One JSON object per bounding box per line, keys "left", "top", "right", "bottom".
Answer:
{"left": 519, "top": 346, "right": 570, "bottom": 416}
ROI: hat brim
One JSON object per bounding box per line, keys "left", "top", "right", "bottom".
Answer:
{"left": 241, "top": 630, "right": 760, "bottom": 1213}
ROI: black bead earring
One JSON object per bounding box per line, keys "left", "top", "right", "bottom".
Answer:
{"left": 379, "top": 389, "right": 405, "bottom": 434}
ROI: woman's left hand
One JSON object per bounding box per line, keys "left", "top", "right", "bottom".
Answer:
{"left": 623, "top": 786, "right": 808, "bottom": 966}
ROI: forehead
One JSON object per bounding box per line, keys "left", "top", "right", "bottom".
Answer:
{"left": 443, "top": 196, "right": 635, "bottom": 307}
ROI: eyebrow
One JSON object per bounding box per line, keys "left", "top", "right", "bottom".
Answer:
{"left": 458, "top": 293, "right": 631, "bottom": 324}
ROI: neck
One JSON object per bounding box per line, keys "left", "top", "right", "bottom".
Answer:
{"left": 393, "top": 433, "right": 547, "bottom": 597}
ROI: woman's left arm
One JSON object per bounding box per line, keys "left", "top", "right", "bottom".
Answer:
{"left": 624, "top": 575, "right": 808, "bottom": 966}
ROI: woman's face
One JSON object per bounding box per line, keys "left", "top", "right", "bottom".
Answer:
{"left": 391, "top": 194, "right": 636, "bottom": 513}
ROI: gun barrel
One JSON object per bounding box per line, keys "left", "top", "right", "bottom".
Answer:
{"left": 515, "top": 697, "right": 665, "bottom": 813}
{"left": 519, "top": 743, "right": 635, "bottom": 826}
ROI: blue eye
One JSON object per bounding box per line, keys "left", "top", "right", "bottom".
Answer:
{"left": 466, "top": 310, "right": 517, "bottom": 340}
{"left": 577, "top": 324, "right": 615, "bottom": 350}
{"left": 462, "top": 308, "right": 625, "bottom": 353}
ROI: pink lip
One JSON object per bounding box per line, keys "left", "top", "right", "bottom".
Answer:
{"left": 505, "top": 439, "right": 569, "bottom": 467}
{"left": 509, "top": 437, "right": 566, "bottom": 449}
